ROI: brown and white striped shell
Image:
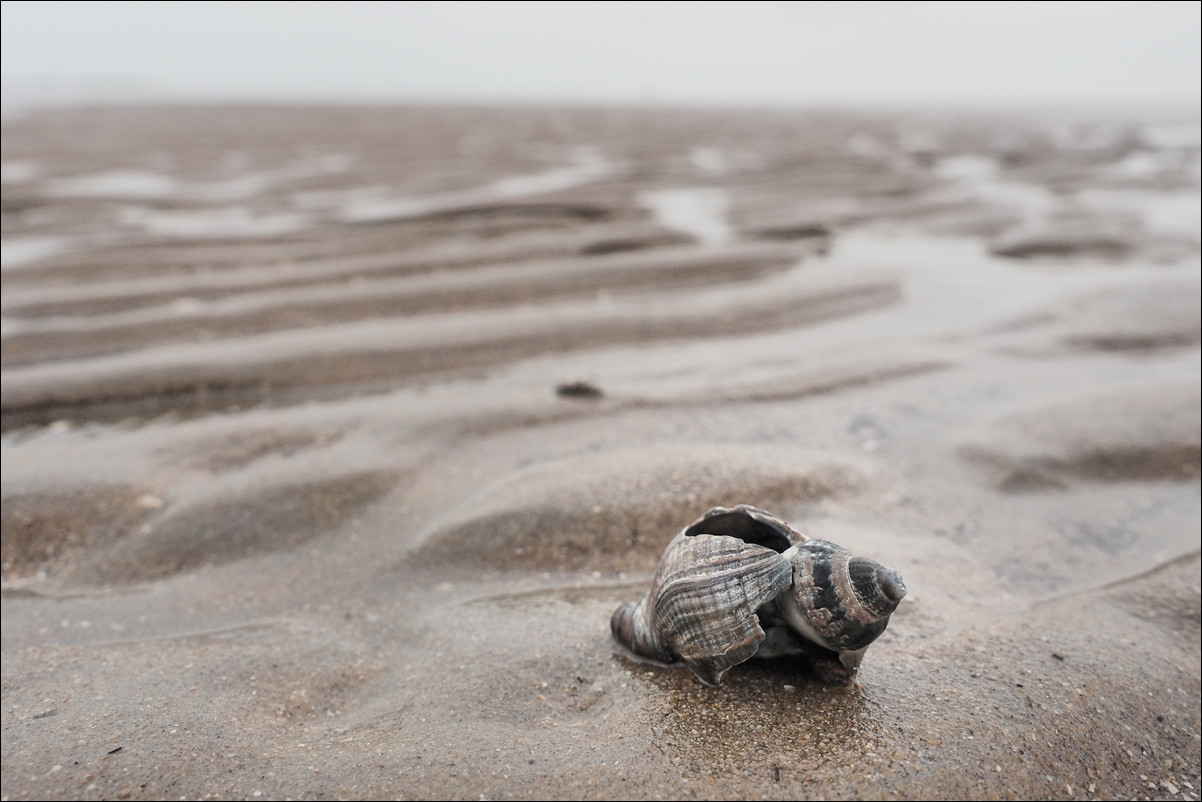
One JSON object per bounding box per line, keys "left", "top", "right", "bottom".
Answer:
{"left": 611, "top": 505, "right": 907, "bottom": 686}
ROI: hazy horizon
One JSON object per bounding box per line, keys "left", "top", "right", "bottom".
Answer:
{"left": 2, "top": 1, "right": 1199, "bottom": 113}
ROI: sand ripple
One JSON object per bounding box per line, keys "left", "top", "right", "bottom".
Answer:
{"left": 2, "top": 105, "right": 1198, "bottom": 801}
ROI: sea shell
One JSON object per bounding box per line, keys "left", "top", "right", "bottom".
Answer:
{"left": 611, "top": 504, "right": 906, "bottom": 685}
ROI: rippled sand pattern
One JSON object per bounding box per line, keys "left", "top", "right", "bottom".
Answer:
{"left": 2, "top": 105, "right": 1200, "bottom": 800}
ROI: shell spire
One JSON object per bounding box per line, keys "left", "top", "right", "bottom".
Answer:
{"left": 775, "top": 539, "right": 907, "bottom": 655}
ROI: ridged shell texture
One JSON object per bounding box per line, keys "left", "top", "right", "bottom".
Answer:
{"left": 611, "top": 505, "right": 906, "bottom": 685}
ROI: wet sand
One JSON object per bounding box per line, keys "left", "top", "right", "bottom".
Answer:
{"left": 2, "top": 104, "right": 1200, "bottom": 800}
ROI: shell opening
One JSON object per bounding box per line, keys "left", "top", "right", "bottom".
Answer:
{"left": 681, "top": 507, "right": 794, "bottom": 553}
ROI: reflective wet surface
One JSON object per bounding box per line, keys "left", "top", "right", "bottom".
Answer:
{"left": 2, "top": 104, "right": 1199, "bottom": 800}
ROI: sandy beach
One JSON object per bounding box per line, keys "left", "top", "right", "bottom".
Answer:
{"left": 2, "top": 104, "right": 1199, "bottom": 800}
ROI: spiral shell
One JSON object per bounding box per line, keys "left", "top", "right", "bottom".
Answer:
{"left": 776, "top": 539, "right": 909, "bottom": 654}
{"left": 611, "top": 505, "right": 906, "bottom": 685}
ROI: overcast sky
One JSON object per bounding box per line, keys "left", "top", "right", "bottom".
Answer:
{"left": 2, "top": 1, "right": 1199, "bottom": 109}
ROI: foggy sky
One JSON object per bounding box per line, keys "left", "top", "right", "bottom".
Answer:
{"left": 2, "top": 0, "right": 1200, "bottom": 109}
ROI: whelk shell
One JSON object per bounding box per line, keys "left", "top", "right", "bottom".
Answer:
{"left": 611, "top": 504, "right": 906, "bottom": 686}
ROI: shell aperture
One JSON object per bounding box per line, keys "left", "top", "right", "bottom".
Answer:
{"left": 611, "top": 505, "right": 907, "bottom": 685}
